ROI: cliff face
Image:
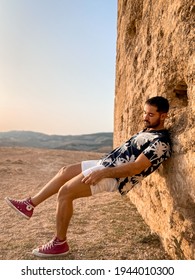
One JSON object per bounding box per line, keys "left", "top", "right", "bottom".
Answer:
{"left": 115, "top": 0, "right": 195, "bottom": 259}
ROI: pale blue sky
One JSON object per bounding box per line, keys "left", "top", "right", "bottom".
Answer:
{"left": 0, "top": 0, "right": 117, "bottom": 135}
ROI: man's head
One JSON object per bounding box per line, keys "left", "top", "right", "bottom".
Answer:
{"left": 143, "top": 96, "right": 169, "bottom": 130}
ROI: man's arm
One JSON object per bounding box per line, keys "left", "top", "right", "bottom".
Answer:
{"left": 82, "top": 153, "right": 152, "bottom": 185}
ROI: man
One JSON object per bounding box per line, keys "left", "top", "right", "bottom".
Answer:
{"left": 5, "top": 96, "right": 172, "bottom": 257}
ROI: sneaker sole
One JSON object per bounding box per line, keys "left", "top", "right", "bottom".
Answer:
{"left": 32, "top": 248, "right": 70, "bottom": 258}
{"left": 4, "top": 197, "right": 31, "bottom": 220}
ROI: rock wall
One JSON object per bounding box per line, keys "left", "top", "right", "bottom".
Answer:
{"left": 114, "top": 0, "right": 195, "bottom": 259}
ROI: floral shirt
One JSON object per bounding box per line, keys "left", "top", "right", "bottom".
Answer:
{"left": 99, "top": 129, "right": 172, "bottom": 195}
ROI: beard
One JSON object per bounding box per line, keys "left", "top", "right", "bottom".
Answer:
{"left": 144, "top": 119, "right": 161, "bottom": 129}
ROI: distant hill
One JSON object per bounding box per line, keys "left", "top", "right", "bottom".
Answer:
{"left": 0, "top": 131, "right": 113, "bottom": 153}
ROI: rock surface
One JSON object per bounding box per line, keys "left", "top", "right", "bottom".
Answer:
{"left": 114, "top": 0, "right": 195, "bottom": 259}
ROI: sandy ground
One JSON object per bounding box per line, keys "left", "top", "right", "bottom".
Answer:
{"left": 0, "top": 147, "right": 171, "bottom": 260}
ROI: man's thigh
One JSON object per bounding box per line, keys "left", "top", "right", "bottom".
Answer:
{"left": 60, "top": 173, "right": 92, "bottom": 199}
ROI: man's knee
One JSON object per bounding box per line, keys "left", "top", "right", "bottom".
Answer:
{"left": 58, "top": 184, "right": 68, "bottom": 202}
{"left": 57, "top": 163, "right": 81, "bottom": 178}
{"left": 57, "top": 183, "right": 74, "bottom": 202}
{"left": 58, "top": 165, "right": 68, "bottom": 176}
{"left": 57, "top": 165, "right": 73, "bottom": 181}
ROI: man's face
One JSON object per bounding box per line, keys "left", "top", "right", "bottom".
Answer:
{"left": 143, "top": 104, "right": 166, "bottom": 129}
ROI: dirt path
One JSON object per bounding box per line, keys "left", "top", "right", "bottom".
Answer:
{"left": 0, "top": 147, "right": 170, "bottom": 260}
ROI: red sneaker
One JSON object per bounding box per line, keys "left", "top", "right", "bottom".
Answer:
{"left": 5, "top": 197, "right": 34, "bottom": 219}
{"left": 32, "top": 237, "right": 69, "bottom": 257}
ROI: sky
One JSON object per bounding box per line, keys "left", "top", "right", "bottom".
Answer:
{"left": 0, "top": 0, "right": 117, "bottom": 135}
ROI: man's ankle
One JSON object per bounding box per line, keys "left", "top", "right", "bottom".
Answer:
{"left": 29, "top": 198, "right": 36, "bottom": 207}
{"left": 55, "top": 236, "right": 66, "bottom": 242}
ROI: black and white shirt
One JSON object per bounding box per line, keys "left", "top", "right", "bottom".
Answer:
{"left": 99, "top": 129, "right": 172, "bottom": 195}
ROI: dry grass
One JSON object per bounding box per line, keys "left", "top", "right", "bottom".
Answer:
{"left": 0, "top": 147, "right": 171, "bottom": 260}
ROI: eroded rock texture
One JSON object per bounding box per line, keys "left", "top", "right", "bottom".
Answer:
{"left": 114, "top": 0, "right": 195, "bottom": 259}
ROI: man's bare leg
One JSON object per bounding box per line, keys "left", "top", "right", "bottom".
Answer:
{"left": 31, "top": 163, "right": 82, "bottom": 206}
{"left": 5, "top": 163, "right": 83, "bottom": 220}
{"left": 32, "top": 172, "right": 92, "bottom": 257}
{"left": 55, "top": 173, "right": 92, "bottom": 240}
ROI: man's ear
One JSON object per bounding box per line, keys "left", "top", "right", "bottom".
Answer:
{"left": 160, "top": 112, "right": 168, "bottom": 121}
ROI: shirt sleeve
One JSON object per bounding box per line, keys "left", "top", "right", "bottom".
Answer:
{"left": 142, "top": 138, "right": 171, "bottom": 164}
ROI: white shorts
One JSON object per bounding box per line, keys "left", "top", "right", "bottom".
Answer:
{"left": 81, "top": 160, "right": 118, "bottom": 195}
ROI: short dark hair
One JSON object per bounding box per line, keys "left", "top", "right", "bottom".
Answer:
{"left": 145, "top": 96, "right": 169, "bottom": 113}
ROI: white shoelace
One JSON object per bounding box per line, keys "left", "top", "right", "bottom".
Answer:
{"left": 41, "top": 240, "right": 55, "bottom": 250}
{"left": 41, "top": 239, "right": 65, "bottom": 251}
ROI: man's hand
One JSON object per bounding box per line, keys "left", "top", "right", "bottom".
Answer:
{"left": 82, "top": 169, "right": 105, "bottom": 185}
{"left": 82, "top": 153, "right": 151, "bottom": 186}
